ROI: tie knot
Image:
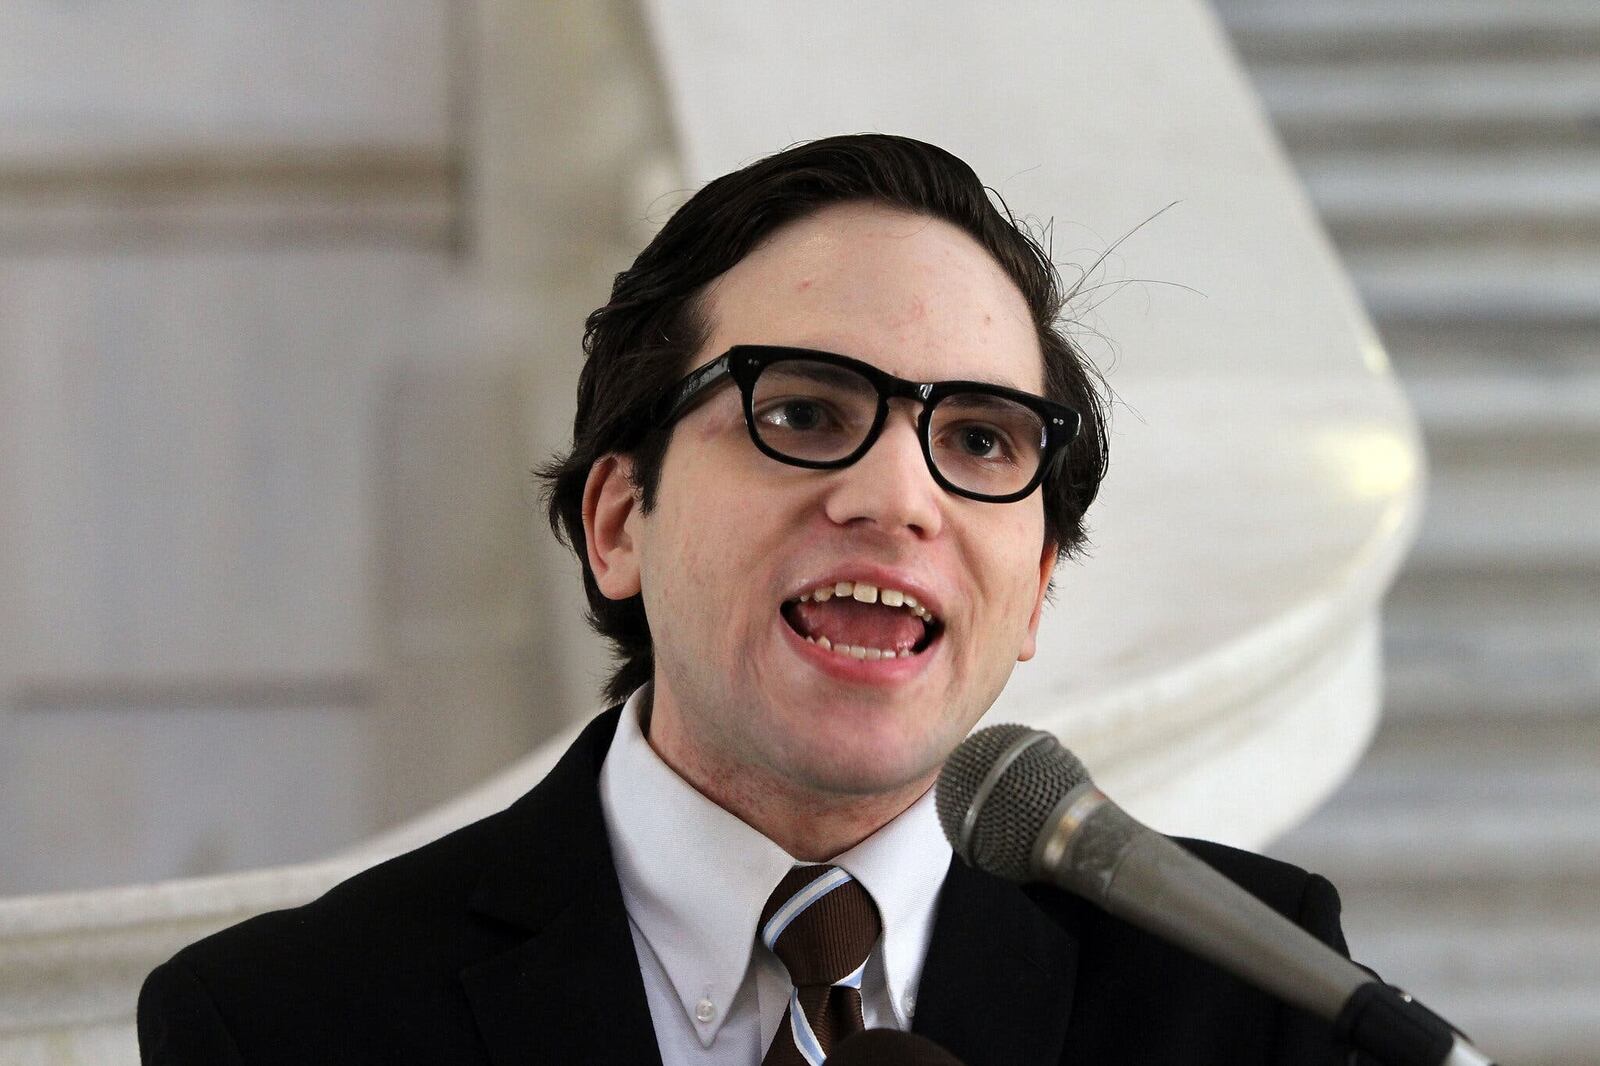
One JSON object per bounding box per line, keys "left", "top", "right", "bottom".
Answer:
{"left": 759, "top": 866, "right": 881, "bottom": 987}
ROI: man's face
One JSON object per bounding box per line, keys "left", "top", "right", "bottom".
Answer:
{"left": 590, "top": 203, "right": 1055, "bottom": 803}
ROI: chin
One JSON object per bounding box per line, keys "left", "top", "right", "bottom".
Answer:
{"left": 779, "top": 730, "right": 946, "bottom": 799}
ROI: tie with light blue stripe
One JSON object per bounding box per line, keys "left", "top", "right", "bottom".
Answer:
{"left": 759, "top": 865, "right": 882, "bottom": 1066}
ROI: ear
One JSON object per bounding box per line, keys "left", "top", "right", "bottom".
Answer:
{"left": 1016, "top": 540, "right": 1057, "bottom": 663}
{"left": 582, "top": 454, "right": 643, "bottom": 601}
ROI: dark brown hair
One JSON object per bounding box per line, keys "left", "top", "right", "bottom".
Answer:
{"left": 539, "top": 134, "right": 1109, "bottom": 702}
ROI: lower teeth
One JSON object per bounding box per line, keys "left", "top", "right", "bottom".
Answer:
{"left": 806, "top": 635, "right": 910, "bottom": 659}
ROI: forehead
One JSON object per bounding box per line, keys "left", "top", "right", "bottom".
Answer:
{"left": 697, "top": 203, "right": 1044, "bottom": 393}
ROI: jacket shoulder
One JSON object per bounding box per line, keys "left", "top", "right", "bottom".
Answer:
{"left": 138, "top": 804, "right": 521, "bottom": 1064}
{"left": 1174, "top": 837, "right": 1348, "bottom": 951}
{"left": 139, "top": 709, "right": 625, "bottom": 1060}
{"left": 162, "top": 708, "right": 622, "bottom": 979}
{"left": 171, "top": 800, "right": 514, "bottom": 975}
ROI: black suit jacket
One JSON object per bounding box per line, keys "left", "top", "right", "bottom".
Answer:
{"left": 139, "top": 707, "right": 1364, "bottom": 1064}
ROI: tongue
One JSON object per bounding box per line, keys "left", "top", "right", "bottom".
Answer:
{"left": 790, "top": 599, "right": 927, "bottom": 652}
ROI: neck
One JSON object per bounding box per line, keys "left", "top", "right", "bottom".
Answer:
{"left": 642, "top": 694, "right": 933, "bottom": 861}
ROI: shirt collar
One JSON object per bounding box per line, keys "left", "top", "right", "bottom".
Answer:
{"left": 600, "top": 686, "right": 794, "bottom": 1044}
{"left": 831, "top": 779, "right": 951, "bottom": 1025}
{"left": 598, "top": 685, "right": 953, "bottom": 1040}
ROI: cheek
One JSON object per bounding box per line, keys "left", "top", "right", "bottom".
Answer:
{"left": 982, "top": 523, "right": 1049, "bottom": 632}
{"left": 644, "top": 475, "right": 768, "bottom": 620}
{"left": 645, "top": 518, "right": 718, "bottom": 616}
{"left": 692, "top": 403, "right": 747, "bottom": 440}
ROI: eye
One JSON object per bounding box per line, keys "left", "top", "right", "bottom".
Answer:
{"left": 940, "top": 421, "right": 1017, "bottom": 462}
{"left": 930, "top": 392, "right": 1045, "bottom": 474}
{"left": 959, "top": 425, "right": 1001, "bottom": 458}
{"left": 758, "top": 398, "right": 830, "bottom": 431}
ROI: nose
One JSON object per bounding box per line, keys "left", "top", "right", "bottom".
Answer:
{"left": 822, "top": 403, "right": 944, "bottom": 538}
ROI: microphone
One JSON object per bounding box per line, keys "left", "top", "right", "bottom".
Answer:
{"left": 825, "top": 1029, "right": 966, "bottom": 1065}
{"left": 935, "top": 724, "right": 1496, "bottom": 1066}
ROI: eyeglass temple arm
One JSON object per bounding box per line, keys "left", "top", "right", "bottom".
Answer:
{"left": 655, "top": 356, "right": 733, "bottom": 423}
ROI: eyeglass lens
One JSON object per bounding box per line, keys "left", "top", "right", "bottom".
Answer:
{"left": 749, "top": 358, "right": 1047, "bottom": 498}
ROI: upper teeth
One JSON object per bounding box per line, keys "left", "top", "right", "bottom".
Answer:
{"left": 798, "top": 580, "right": 935, "bottom": 621}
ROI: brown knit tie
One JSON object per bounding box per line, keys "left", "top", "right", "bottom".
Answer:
{"left": 759, "top": 865, "right": 882, "bottom": 1066}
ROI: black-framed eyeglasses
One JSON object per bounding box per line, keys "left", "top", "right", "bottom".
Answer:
{"left": 653, "top": 345, "right": 1081, "bottom": 504}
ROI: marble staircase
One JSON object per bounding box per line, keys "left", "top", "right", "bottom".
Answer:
{"left": 1214, "top": 4, "right": 1600, "bottom": 1064}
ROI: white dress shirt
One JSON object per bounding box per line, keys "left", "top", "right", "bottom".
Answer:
{"left": 598, "top": 685, "right": 954, "bottom": 1065}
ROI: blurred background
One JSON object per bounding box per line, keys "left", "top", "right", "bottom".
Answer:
{"left": 0, "top": 1, "right": 672, "bottom": 894}
{"left": 1213, "top": 5, "right": 1600, "bottom": 1063}
{"left": 0, "top": 2, "right": 1595, "bottom": 1063}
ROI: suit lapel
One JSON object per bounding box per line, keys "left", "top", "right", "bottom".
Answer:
{"left": 451, "top": 708, "right": 1080, "bottom": 1066}
{"left": 458, "top": 709, "right": 663, "bottom": 1066}
{"left": 913, "top": 858, "right": 1080, "bottom": 1066}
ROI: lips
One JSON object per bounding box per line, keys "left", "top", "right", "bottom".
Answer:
{"left": 780, "top": 579, "right": 944, "bottom": 660}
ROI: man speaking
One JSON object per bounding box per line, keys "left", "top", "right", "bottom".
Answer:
{"left": 139, "top": 135, "right": 1366, "bottom": 1064}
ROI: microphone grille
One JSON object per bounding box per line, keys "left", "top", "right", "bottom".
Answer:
{"left": 936, "top": 724, "right": 1089, "bottom": 882}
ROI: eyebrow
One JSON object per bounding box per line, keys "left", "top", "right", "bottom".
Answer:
{"left": 803, "top": 347, "right": 1031, "bottom": 392}
{"left": 951, "top": 372, "right": 1027, "bottom": 391}
{"left": 762, "top": 361, "right": 869, "bottom": 388}
{"left": 937, "top": 391, "right": 1035, "bottom": 411}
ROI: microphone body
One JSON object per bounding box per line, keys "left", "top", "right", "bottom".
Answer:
{"left": 936, "top": 725, "right": 1496, "bottom": 1066}
{"left": 1037, "top": 780, "right": 1364, "bottom": 1023}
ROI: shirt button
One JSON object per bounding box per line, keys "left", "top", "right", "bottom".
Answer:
{"left": 695, "top": 998, "right": 717, "bottom": 1024}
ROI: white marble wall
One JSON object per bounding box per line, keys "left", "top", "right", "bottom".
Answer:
{"left": 0, "top": 1, "right": 666, "bottom": 895}
{"left": 0, "top": 0, "right": 1414, "bottom": 892}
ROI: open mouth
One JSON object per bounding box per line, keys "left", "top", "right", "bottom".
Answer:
{"left": 780, "top": 580, "right": 944, "bottom": 661}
